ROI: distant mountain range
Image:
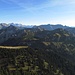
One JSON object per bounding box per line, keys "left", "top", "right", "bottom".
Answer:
{"left": 0, "top": 23, "right": 75, "bottom": 45}
{"left": 0, "top": 23, "right": 33, "bottom": 29}
{"left": 33, "top": 24, "right": 69, "bottom": 30}
{"left": 0, "top": 23, "right": 74, "bottom": 29}
{"left": 0, "top": 23, "right": 75, "bottom": 34}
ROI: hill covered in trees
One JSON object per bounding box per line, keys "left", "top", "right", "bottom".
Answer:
{"left": 0, "top": 45, "right": 75, "bottom": 75}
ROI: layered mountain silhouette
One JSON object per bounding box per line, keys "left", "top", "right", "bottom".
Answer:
{"left": 0, "top": 24, "right": 75, "bottom": 75}
{"left": 33, "top": 24, "right": 69, "bottom": 30}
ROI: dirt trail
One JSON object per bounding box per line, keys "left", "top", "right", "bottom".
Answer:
{"left": 0, "top": 46, "right": 28, "bottom": 49}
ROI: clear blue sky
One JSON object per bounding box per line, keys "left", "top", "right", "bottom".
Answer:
{"left": 0, "top": 0, "right": 75, "bottom": 26}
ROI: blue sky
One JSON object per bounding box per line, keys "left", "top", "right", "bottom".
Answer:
{"left": 0, "top": 0, "right": 75, "bottom": 26}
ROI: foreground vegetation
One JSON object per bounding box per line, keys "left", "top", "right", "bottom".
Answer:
{"left": 0, "top": 45, "right": 75, "bottom": 75}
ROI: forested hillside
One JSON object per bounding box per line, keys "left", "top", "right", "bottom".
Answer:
{"left": 0, "top": 46, "right": 75, "bottom": 75}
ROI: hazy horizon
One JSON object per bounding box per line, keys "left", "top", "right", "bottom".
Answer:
{"left": 1, "top": 22, "right": 75, "bottom": 27}
{"left": 0, "top": 0, "right": 75, "bottom": 27}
